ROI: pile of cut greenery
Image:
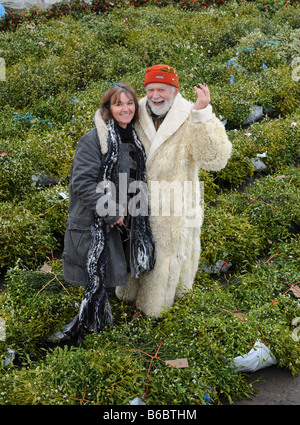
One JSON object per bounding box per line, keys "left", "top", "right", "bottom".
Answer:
{"left": 0, "top": 1, "right": 299, "bottom": 405}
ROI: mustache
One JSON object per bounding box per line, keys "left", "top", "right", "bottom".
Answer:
{"left": 150, "top": 98, "right": 165, "bottom": 103}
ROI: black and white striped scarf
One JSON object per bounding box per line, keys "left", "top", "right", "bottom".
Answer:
{"left": 67, "top": 120, "right": 155, "bottom": 344}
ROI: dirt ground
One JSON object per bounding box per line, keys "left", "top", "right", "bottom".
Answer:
{"left": 226, "top": 365, "right": 300, "bottom": 405}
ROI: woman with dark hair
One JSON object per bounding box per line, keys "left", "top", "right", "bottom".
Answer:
{"left": 58, "top": 83, "right": 155, "bottom": 344}
{"left": 100, "top": 83, "right": 139, "bottom": 125}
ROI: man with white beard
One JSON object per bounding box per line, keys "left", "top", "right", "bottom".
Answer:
{"left": 146, "top": 84, "right": 177, "bottom": 116}
{"left": 116, "top": 64, "right": 232, "bottom": 318}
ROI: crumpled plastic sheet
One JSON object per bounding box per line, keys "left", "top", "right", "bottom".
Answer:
{"left": 229, "top": 339, "right": 277, "bottom": 373}
{"left": 129, "top": 397, "right": 146, "bottom": 406}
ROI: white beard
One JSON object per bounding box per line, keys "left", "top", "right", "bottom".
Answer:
{"left": 148, "top": 95, "right": 175, "bottom": 116}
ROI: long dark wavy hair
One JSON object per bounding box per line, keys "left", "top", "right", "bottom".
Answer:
{"left": 100, "top": 82, "right": 139, "bottom": 124}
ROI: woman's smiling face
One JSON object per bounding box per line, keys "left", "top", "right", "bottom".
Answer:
{"left": 110, "top": 92, "right": 136, "bottom": 128}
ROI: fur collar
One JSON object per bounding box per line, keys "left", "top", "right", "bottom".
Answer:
{"left": 94, "top": 109, "right": 109, "bottom": 155}
{"left": 138, "top": 93, "right": 192, "bottom": 166}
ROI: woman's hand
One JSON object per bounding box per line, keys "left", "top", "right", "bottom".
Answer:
{"left": 110, "top": 216, "right": 125, "bottom": 228}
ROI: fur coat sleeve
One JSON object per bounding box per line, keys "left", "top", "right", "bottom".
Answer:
{"left": 188, "top": 104, "right": 232, "bottom": 171}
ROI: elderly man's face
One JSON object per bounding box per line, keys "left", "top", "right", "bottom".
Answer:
{"left": 146, "top": 83, "right": 178, "bottom": 116}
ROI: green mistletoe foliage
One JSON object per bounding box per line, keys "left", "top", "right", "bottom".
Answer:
{"left": 0, "top": 1, "right": 299, "bottom": 405}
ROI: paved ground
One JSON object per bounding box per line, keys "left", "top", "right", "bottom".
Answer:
{"left": 228, "top": 365, "right": 300, "bottom": 405}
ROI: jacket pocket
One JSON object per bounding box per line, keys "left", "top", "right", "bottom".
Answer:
{"left": 62, "top": 228, "right": 92, "bottom": 267}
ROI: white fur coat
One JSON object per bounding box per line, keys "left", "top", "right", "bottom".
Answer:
{"left": 115, "top": 93, "right": 232, "bottom": 317}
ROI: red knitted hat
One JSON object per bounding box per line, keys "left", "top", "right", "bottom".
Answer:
{"left": 144, "top": 64, "right": 179, "bottom": 89}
